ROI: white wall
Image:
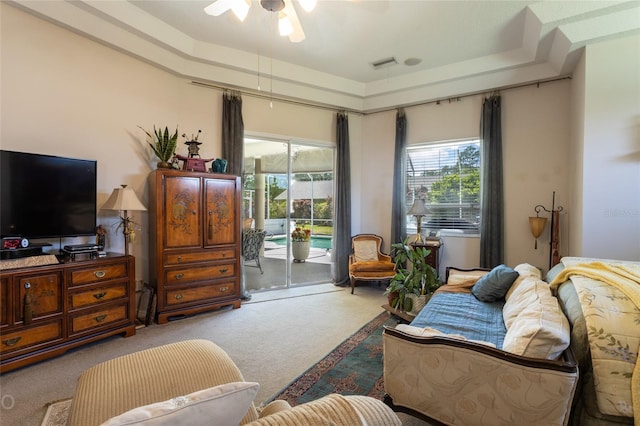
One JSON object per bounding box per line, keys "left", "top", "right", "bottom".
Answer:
{"left": 579, "top": 34, "right": 640, "bottom": 261}
{"left": 0, "top": 4, "right": 344, "bottom": 284}
{"left": 359, "top": 83, "right": 572, "bottom": 274}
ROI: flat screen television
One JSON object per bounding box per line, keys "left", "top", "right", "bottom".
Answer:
{"left": 0, "top": 150, "right": 97, "bottom": 240}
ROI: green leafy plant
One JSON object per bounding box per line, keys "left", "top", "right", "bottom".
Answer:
{"left": 139, "top": 125, "right": 178, "bottom": 163}
{"left": 384, "top": 237, "right": 440, "bottom": 311}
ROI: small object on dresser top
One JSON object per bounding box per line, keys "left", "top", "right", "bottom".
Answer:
{"left": 0, "top": 254, "right": 60, "bottom": 270}
{"left": 64, "top": 244, "right": 100, "bottom": 252}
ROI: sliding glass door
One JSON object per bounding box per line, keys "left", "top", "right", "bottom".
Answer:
{"left": 243, "top": 138, "right": 334, "bottom": 292}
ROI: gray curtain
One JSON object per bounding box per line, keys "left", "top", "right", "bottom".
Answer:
{"left": 221, "top": 91, "right": 244, "bottom": 176}
{"left": 479, "top": 94, "right": 504, "bottom": 268}
{"left": 391, "top": 109, "right": 407, "bottom": 246}
{"left": 221, "top": 91, "right": 249, "bottom": 298}
{"left": 332, "top": 112, "right": 352, "bottom": 286}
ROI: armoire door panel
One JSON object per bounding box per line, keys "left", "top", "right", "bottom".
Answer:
{"left": 204, "top": 178, "right": 237, "bottom": 246}
{"left": 164, "top": 176, "right": 201, "bottom": 248}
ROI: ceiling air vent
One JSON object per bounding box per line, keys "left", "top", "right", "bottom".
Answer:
{"left": 371, "top": 57, "right": 397, "bottom": 69}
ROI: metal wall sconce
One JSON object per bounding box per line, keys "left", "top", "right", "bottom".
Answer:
{"left": 529, "top": 191, "right": 564, "bottom": 270}
{"left": 528, "top": 215, "right": 547, "bottom": 249}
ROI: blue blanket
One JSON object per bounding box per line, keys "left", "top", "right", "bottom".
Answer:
{"left": 409, "top": 292, "right": 507, "bottom": 349}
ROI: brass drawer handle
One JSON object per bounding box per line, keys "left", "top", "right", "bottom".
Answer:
{"left": 175, "top": 273, "right": 184, "bottom": 280}
{"left": 175, "top": 294, "right": 183, "bottom": 300}
{"left": 93, "top": 292, "right": 107, "bottom": 300}
{"left": 219, "top": 286, "right": 229, "bottom": 293}
{"left": 94, "top": 270, "right": 106, "bottom": 279}
{"left": 94, "top": 314, "right": 107, "bottom": 323}
{"left": 2, "top": 337, "right": 22, "bottom": 347}
{"left": 219, "top": 268, "right": 228, "bottom": 273}
{"left": 177, "top": 256, "right": 182, "bottom": 263}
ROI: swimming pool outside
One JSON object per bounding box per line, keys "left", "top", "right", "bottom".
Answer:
{"left": 267, "top": 235, "right": 332, "bottom": 250}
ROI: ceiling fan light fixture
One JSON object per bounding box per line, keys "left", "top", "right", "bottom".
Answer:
{"left": 260, "top": 0, "right": 285, "bottom": 12}
{"left": 278, "top": 13, "right": 294, "bottom": 36}
{"left": 206, "top": 0, "right": 307, "bottom": 42}
{"left": 231, "top": 0, "right": 250, "bottom": 21}
{"left": 298, "top": 0, "right": 317, "bottom": 13}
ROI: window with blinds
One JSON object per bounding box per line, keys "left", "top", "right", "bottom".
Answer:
{"left": 406, "top": 139, "right": 481, "bottom": 236}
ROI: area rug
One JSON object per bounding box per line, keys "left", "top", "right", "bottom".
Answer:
{"left": 267, "top": 311, "right": 398, "bottom": 406}
{"left": 41, "top": 398, "right": 72, "bottom": 426}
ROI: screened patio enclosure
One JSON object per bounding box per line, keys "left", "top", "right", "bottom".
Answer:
{"left": 243, "top": 138, "right": 335, "bottom": 291}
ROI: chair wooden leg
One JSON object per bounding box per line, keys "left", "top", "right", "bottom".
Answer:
{"left": 256, "top": 258, "right": 263, "bottom": 274}
{"left": 350, "top": 277, "right": 356, "bottom": 294}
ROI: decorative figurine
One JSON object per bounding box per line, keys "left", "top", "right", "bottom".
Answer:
{"left": 174, "top": 130, "right": 214, "bottom": 172}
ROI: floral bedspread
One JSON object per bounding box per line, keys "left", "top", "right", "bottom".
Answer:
{"left": 555, "top": 257, "right": 640, "bottom": 419}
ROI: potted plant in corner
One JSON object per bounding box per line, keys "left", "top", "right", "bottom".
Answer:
{"left": 384, "top": 237, "right": 440, "bottom": 314}
{"left": 291, "top": 226, "right": 311, "bottom": 263}
{"left": 139, "top": 125, "right": 178, "bottom": 169}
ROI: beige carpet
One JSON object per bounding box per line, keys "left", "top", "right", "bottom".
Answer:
{"left": 1, "top": 283, "right": 430, "bottom": 426}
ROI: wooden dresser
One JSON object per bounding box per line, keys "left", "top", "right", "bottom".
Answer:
{"left": 148, "top": 169, "right": 242, "bottom": 324}
{"left": 0, "top": 254, "right": 136, "bottom": 373}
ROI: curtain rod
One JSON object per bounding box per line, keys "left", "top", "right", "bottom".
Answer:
{"left": 191, "top": 75, "right": 572, "bottom": 116}
{"left": 367, "top": 75, "right": 572, "bottom": 115}
{"left": 190, "top": 81, "right": 360, "bottom": 115}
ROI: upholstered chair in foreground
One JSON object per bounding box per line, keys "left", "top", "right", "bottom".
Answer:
{"left": 68, "top": 339, "right": 401, "bottom": 425}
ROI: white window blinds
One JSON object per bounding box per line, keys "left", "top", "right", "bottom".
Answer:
{"left": 406, "top": 140, "right": 481, "bottom": 235}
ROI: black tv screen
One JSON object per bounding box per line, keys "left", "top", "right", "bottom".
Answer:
{"left": 0, "top": 150, "right": 97, "bottom": 240}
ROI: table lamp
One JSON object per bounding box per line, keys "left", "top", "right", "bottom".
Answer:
{"left": 102, "top": 185, "right": 147, "bottom": 256}
{"left": 408, "top": 198, "right": 429, "bottom": 243}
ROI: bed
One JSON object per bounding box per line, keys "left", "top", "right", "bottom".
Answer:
{"left": 548, "top": 257, "right": 640, "bottom": 425}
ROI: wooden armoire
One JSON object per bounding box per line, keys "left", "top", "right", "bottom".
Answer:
{"left": 148, "top": 169, "right": 242, "bottom": 324}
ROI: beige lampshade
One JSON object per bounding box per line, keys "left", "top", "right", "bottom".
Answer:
{"left": 408, "top": 198, "right": 429, "bottom": 216}
{"left": 528, "top": 216, "right": 547, "bottom": 238}
{"left": 102, "top": 185, "right": 147, "bottom": 212}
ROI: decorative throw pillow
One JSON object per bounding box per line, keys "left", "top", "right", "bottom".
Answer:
{"left": 502, "top": 278, "right": 552, "bottom": 328}
{"left": 505, "top": 263, "right": 542, "bottom": 301}
{"left": 502, "top": 297, "right": 570, "bottom": 359}
{"left": 471, "top": 264, "right": 519, "bottom": 302}
{"left": 446, "top": 269, "right": 489, "bottom": 287}
{"left": 100, "top": 382, "right": 259, "bottom": 426}
{"left": 353, "top": 240, "right": 379, "bottom": 262}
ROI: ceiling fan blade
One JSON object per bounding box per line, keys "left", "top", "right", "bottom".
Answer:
{"left": 297, "top": 0, "right": 316, "bottom": 13}
{"left": 204, "top": 0, "right": 235, "bottom": 16}
{"left": 282, "top": 0, "right": 305, "bottom": 42}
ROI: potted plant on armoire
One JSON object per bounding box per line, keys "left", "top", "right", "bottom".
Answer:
{"left": 139, "top": 125, "right": 178, "bottom": 169}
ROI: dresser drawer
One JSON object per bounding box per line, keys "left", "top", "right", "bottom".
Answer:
{"left": 0, "top": 321, "right": 62, "bottom": 355}
{"left": 164, "top": 249, "right": 235, "bottom": 266}
{"left": 69, "top": 304, "right": 128, "bottom": 335}
{"left": 69, "top": 263, "right": 128, "bottom": 287}
{"left": 165, "top": 282, "right": 236, "bottom": 306}
{"left": 165, "top": 263, "right": 235, "bottom": 285}
{"left": 69, "top": 283, "right": 128, "bottom": 310}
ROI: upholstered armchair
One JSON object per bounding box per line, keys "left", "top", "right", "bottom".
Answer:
{"left": 242, "top": 229, "right": 267, "bottom": 274}
{"left": 348, "top": 234, "right": 396, "bottom": 294}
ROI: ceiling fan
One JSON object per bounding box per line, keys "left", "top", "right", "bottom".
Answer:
{"left": 204, "top": 0, "right": 317, "bottom": 43}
